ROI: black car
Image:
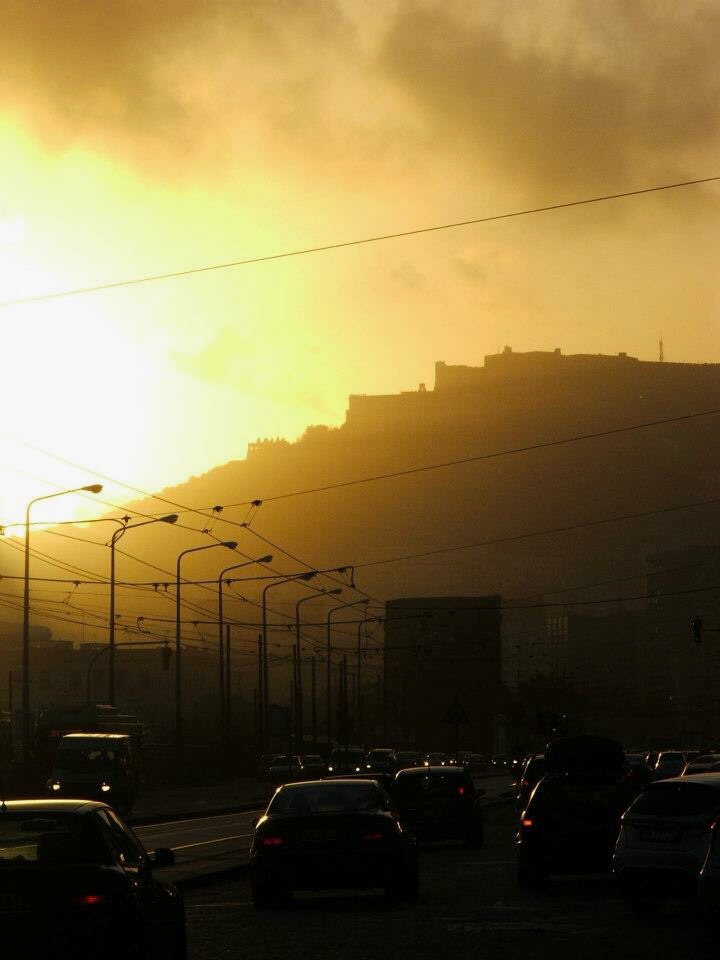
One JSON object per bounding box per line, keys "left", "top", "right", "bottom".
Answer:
{"left": 250, "top": 779, "right": 418, "bottom": 907}
{"left": 393, "top": 766, "right": 484, "bottom": 847}
{"left": 327, "top": 747, "right": 367, "bottom": 775}
{"left": 0, "top": 799, "right": 185, "bottom": 959}
{"left": 516, "top": 736, "right": 635, "bottom": 886}
{"left": 515, "top": 754, "right": 546, "bottom": 812}
{"left": 365, "top": 748, "right": 398, "bottom": 775}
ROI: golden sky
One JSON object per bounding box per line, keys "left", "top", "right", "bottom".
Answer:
{"left": 1, "top": 0, "right": 719, "bottom": 525}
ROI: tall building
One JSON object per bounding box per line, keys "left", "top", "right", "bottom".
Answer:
{"left": 383, "top": 596, "right": 503, "bottom": 753}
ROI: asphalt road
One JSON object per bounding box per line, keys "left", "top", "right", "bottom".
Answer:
{"left": 134, "top": 775, "right": 516, "bottom": 884}
{"left": 181, "top": 805, "right": 719, "bottom": 960}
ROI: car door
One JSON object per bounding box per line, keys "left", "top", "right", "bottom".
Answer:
{"left": 95, "top": 809, "right": 183, "bottom": 957}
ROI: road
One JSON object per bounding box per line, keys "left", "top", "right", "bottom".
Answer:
{"left": 182, "top": 804, "right": 718, "bottom": 960}
{"left": 134, "top": 774, "right": 516, "bottom": 884}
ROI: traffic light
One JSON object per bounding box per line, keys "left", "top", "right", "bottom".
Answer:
{"left": 692, "top": 617, "right": 703, "bottom": 644}
{"left": 161, "top": 645, "right": 172, "bottom": 669}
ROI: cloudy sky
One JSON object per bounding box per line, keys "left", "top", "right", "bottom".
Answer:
{"left": 1, "top": 0, "right": 718, "bottom": 524}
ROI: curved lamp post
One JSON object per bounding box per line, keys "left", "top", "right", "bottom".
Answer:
{"left": 260, "top": 572, "right": 317, "bottom": 749}
{"left": 22, "top": 483, "right": 103, "bottom": 767}
{"left": 217, "top": 554, "right": 272, "bottom": 745}
{"left": 107, "top": 514, "right": 178, "bottom": 706}
{"left": 295, "top": 588, "right": 342, "bottom": 745}
{"left": 175, "top": 540, "right": 237, "bottom": 764}
{"left": 326, "top": 598, "right": 369, "bottom": 747}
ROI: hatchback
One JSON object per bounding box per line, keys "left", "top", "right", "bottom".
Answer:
{"left": 613, "top": 774, "right": 720, "bottom": 910}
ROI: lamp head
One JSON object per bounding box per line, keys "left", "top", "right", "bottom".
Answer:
{"left": 83, "top": 484, "right": 103, "bottom": 494}
{"left": 222, "top": 541, "right": 238, "bottom": 550}
{"left": 328, "top": 588, "right": 343, "bottom": 596}
{"left": 301, "top": 571, "right": 317, "bottom": 581}
{"left": 162, "top": 514, "right": 179, "bottom": 524}
{"left": 258, "top": 555, "right": 273, "bottom": 563}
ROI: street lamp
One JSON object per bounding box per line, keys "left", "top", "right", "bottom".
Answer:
{"left": 261, "top": 572, "right": 317, "bottom": 748}
{"left": 326, "top": 598, "right": 369, "bottom": 747}
{"left": 295, "top": 588, "right": 342, "bottom": 745}
{"left": 175, "top": 540, "right": 237, "bottom": 764}
{"left": 107, "top": 514, "right": 178, "bottom": 706}
{"left": 217, "top": 554, "right": 272, "bottom": 746}
{"left": 22, "top": 483, "right": 103, "bottom": 768}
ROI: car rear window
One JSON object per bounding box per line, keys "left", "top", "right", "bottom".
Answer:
{"left": 0, "top": 814, "right": 107, "bottom": 865}
{"left": 529, "top": 778, "right": 628, "bottom": 814}
{"left": 269, "top": 783, "right": 381, "bottom": 815}
{"left": 395, "top": 772, "right": 475, "bottom": 800}
{"left": 630, "top": 783, "right": 720, "bottom": 816}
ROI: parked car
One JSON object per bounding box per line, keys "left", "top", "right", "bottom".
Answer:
{"left": 516, "top": 736, "right": 634, "bottom": 886}
{"left": 614, "top": 774, "right": 720, "bottom": 912}
{"left": 249, "top": 779, "right": 418, "bottom": 907}
{"left": 515, "top": 754, "right": 546, "bottom": 812}
{"left": 393, "top": 766, "right": 484, "bottom": 847}
{"left": 424, "top": 752, "right": 448, "bottom": 767}
{"left": 625, "top": 752, "right": 652, "bottom": 793}
{"left": 365, "top": 748, "right": 398, "bottom": 775}
{"left": 0, "top": 799, "right": 185, "bottom": 958}
{"left": 257, "top": 754, "right": 285, "bottom": 781}
{"left": 653, "top": 751, "right": 687, "bottom": 781}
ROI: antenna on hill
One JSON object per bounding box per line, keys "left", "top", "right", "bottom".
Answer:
{"left": 659, "top": 335, "right": 664, "bottom": 363}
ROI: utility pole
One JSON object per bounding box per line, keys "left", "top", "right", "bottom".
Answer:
{"left": 311, "top": 656, "right": 317, "bottom": 749}
{"left": 225, "top": 624, "right": 232, "bottom": 748}
{"left": 257, "top": 634, "right": 263, "bottom": 750}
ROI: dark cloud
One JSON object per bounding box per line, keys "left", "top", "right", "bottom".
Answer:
{"left": 3, "top": 0, "right": 718, "bottom": 199}
{"left": 378, "top": 0, "right": 720, "bottom": 194}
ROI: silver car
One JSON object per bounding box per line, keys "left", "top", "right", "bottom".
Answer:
{"left": 613, "top": 773, "right": 720, "bottom": 911}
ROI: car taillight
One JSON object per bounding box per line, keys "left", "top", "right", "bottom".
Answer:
{"left": 363, "top": 832, "right": 385, "bottom": 841}
{"left": 457, "top": 786, "right": 466, "bottom": 796}
{"left": 521, "top": 779, "right": 529, "bottom": 789}
{"left": 260, "top": 836, "right": 284, "bottom": 846}
{"left": 74, "top": 894, "right": 105, "bottom": 906}
{"left": 521, "top": 818, "right": 533, "bottom": 828}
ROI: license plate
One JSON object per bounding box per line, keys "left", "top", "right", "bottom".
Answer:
{"left": 302, "top": 828, "right": 339, "bottom": 842}
{"left": 639, "top": 828, "right": 680, "bottom": 843}
{"left": 0, "top": 893, "right": 28, "bottom": 914}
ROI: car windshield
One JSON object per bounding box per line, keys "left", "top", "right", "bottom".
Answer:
{"left": 55, "top": 746, "right": 119, "bottom": 773}
{"left": 268, "top": 783, "right": 381, "bottom": 815}
{"left": 330, "top": 751, "right": 365, "bottom": 764}
{"left": 0, "top": 814, "right": 106, "bottom": 865}
{"left": 631, "top": 783, "right": 720, "bottom": 816}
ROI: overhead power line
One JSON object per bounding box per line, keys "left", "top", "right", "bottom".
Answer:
{"left": 1, "top": 175, "right": 718, "bottom": 309}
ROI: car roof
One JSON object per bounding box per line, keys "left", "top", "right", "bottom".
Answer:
{"left": 279, "top": 778, "right": 380, "bottom": 788}
{"left": 653, "top": 772, "right": 720, "bottom": 786}
{"left": 0, "top": 799, "right": 109, "bottom": 813}
{"left": 61, "top": 733, "right": 129, "bottom": 740}
{"left": 396, "top": 765, "right": 467, "bottom": 776}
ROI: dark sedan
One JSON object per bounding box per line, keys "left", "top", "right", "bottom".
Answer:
{"left": 393, "top": 767, "right": 484, "bottom": 847}
{"left": 0, "top": 799, "right": 185, "bottom": 958}
{"left": 250, "top": 779, "right": 418, "bottom": 907}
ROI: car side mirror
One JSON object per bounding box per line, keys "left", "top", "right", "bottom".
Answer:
{"left": 152, "top": 847, "right": 175, "bottom": 869}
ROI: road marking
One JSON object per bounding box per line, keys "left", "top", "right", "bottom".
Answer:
{"left": 137, "top": 810, "right": 263, "bottom": 830}
{"left": 172, "top": 833, "right": 252, "bottom": 851}
{"left": 186, "top": 902, "right": 253, "bottom": 908}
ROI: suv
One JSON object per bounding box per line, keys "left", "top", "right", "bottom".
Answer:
{"left": 516, "top": 736, "right": 634, "bottom": 886}
{"left": 394, "top": 766, "right": 484, "bottom": 847}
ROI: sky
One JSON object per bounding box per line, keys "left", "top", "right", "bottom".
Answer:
{"left": 1, "top": 0, "right": 718, "bottom": 526}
